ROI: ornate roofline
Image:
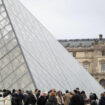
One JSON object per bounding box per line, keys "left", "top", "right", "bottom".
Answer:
{"left": 58, "top": 38, "right": 105, "bottom": 42}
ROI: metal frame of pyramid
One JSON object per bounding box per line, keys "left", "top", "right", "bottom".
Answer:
{"left": 0, "top": 0, "right": 104, "bottom": 96}
{"left": 0, "top": 0, "right": 36, "bottom": 90}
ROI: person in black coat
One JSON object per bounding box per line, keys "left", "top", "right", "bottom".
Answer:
{"left": 24, "top": 91, "right": 36, "bottom": 105}
{"left": 11, "top": 90, "right": 20, "bottom": 105}
{"left": 18, "top": 89, "right": 24, "bottom": 105}
{"left": 69, "top": 90, "right": 85, "bottom": 105}
{"left": 90, "top": 93, "right": 98, "bottom": 105}
{"left": 23, "top": 91, "right": 29, "bottom": 105}
{"left": 99, "top": 93, "right": 105, "bottom": 105}
{"left": 37, "top": 96, "right": 47, "bottom": 105}
{"left": 36, "top": 90, "right": 41, "bottom": 100}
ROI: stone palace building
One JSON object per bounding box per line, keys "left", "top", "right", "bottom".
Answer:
{"left": 59, "top": 35, "right": 105, "bottom": 88}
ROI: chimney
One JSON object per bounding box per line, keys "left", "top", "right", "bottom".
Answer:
{"left": 94, "top": 39, "right": 98, "bottom": 44}
{"left": 99, "top": 34, "right": 103, "bottom": 40}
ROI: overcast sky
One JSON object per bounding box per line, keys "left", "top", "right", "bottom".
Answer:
{"left": 21, "top": 0, "right": 105, "bottom": 39}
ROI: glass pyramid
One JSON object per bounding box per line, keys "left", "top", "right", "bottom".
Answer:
{"left": 0, "top": 0, "right": 104, "bottom": 96}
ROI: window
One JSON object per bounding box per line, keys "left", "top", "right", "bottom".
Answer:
{"left": 100, "top": 79, "right": 105, "bottom": 88}
{"left": 101, "top": 63, "right": 105, "bottom": 72}
{"left": 85, "top": 52, "right": 88, "bottom": 58}
{"left": 83, "top": 61, "right": 90, "bottom": 71}
{"left": 84, "top": 63, "right": 89, "bottom": 71}
{"left": 102, "top": 51, "right": 105, "bottom": 56}
{"left": 73, "top": 52, "right": 76, "bottom": 57}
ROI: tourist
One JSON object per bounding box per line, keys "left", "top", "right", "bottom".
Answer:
{"left": 46, "top": 91, "right": 57, "bottom": 105}
{"left": 36, "top": 90, "right": 41, "bottom": 100}
{"left": 37, "top": 92, "right": 47, "bottom": 105}
{"left": 81, "top": 91, "right": 89, "bottom": 104}
{"left": 3, "top": 90, "right": 11, "bottom": 105}
{"left": 23, "top": 91, "right": 29, "bottom": 105}
{"left": 76, "top": 88, "right": 81, "bottom": 94}
{"left": 64, "top": 90, "right": 71, "bottom": 105}
{"left": 33, "top": 89, "right": 38, "bottom": 105}
{"left": 0, "top": 90, "right": 4, "bottom": 105}
{"left": 0, "top": 88, "right": 104, "bottom": 105}
{"left": 34, "top": 89, "right": 38, "bottom": 100}
{"left": 69, "top": 90, "right": 85, "bottom": 105}
{"left": 24, "top": 91, "right": 36, "bottom": 105}
{"left": 18, "top": 89, "right": 24, "bottom": 105}
{"left": 56, "top": 91, "right": 64, "bottom": 105}
{"left": 99, "top": 93, "right": 105, "bottom": 105}
{"left": 89, "top": 93, "right": 98, "bottom": 105}
{"left": 11, "top": 90, "right": 20, "bottom": 105}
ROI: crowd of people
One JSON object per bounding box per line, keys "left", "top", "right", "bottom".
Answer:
{"left": 0, "top": 88, "right": 105, "bottom": 105}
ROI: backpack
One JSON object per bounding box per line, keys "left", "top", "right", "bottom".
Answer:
{"left": 91, "top": 100, "right": 97, "bottom": 105}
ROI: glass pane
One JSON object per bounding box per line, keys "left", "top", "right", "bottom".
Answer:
{"left": 25, "top": 83, "right": 34, "bottom": 90}
{"left": 1, "top": 11, "right": 7, "bottom": 18}
{"left": 9, "top": 46, "right": 21, "bottom": 60}
{"left": 5, "top": 24, "right": 12, "bottom": 31}
{"left": 11, "top": 55, "right": 23, "bottom": 70}
{"left": 0, "top": 34, "right": 2, "bottom": 39}
{"left": 0, "top": 0, "right": 2, "bottom": 5}
{"left": 0, "top": 54, "right": 9, "bottom": 69}
{"left": 3, "top": 72, "right": 17, "bottom": 88}
{"left": 0, "top": 14, "right": 3, "bottom": 21}
{"left": 15, "top": 65, "right": 26, "bottom": 80}
{"left": 4, "top": 34, "right": 15, "bottom": 44}
{"left": 0, "top": 5, "right": 5, "bottom": 13}
{"left": 1, "top": 28, "right": 9, "bottom": 36}
{"left": 17, "top": 73, "right": 31, "bottom": 89}
{"left": 0, "top": 62, "right": 14, "bottom": 80}
{"left": 10, "top": 83, "right": 18, "bottom": 90}
{"left": 0, "top": 38, "right": 4, "bottom": 48}
{"left": 6, "top": 38, "right": 17, "bottom": 51}
{"left": 0, "top": 18, "right": 9, "bottom": 28}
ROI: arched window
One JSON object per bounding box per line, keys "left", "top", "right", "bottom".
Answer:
{"left": 83, "top": 61, "right": 90, "bottom": 71}
{"left": 100, "top": 79, "right": 105, "bottom": 88}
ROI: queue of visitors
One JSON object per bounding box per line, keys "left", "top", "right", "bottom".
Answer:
{"left": 0, "top": 88, "right": 105, "bottom": 105}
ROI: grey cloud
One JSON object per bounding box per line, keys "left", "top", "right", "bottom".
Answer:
{"left": 21, "top": 0, "right": 105, "bottom": 39}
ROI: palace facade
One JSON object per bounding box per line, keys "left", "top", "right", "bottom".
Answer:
{"left": 59, "top": 35, "right": 105, "bottom": 88}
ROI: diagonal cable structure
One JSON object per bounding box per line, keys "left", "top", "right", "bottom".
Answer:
{"left": 0, "top": 0, "right": 104, "bottom": 96}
